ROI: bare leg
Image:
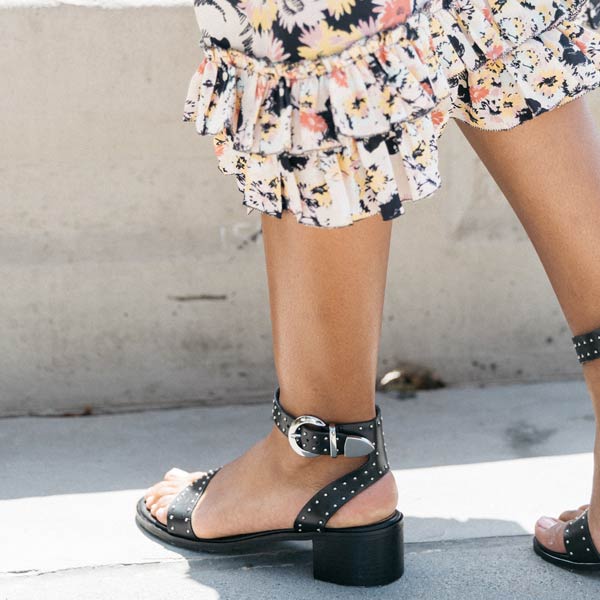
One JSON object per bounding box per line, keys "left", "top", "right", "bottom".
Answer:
{"left": 144, "top": 210, "right": 398, "bottom": 537}
{"left": 455, "top": 95, "right": 600, "bottom": 552}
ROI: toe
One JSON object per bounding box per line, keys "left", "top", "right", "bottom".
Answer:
{"left": 153, "top": 495, "right": 176, "bottom": 524}
{"left": 558, "top": 504, "right": 590, "bottom": 522}
{"left": 155, "top": 506, "right": 168, "bottom": 524}
{"left": 145, "top": 481, "right": 181, "bottom": 502}
{"left": 164, "top": 467, "right": 190, "bottom": 480}
{"left": 155, "top": 493, "right": 176, "bottom": 510}
{"left": 535, "top": 516, "right": 567, "bottom": 553}
{"left": 149, "top": 496, "right": 173, "bottom": 519}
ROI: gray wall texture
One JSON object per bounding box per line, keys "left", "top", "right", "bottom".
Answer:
{"left": 1, "top": 6, "right": 597, "bottom": 417}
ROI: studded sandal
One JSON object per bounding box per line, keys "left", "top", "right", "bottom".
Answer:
{"left": 135, "top": 386, "right": 404, "bottom": 587}
{"left": 533, "top": 508, "right": 600, "bottom": 570}
{"left": 532, "top": 326, "right": 600, "bottom": 570}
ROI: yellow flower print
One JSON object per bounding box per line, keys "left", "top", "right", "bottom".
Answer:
{"left": 483, "top": 59, "right": 505, "bottom": 77}
{"left": 239, "top": 0, "right": 278, "bottom": 31}
{"left": 535, "top": 68, "right": 565, "bottom": 97}
{"left": 259, "top": 112, "right": 279, "bottom": 141}
{"left": 365, "top": 166, "right": 387, "bottom": 194}
{"left": 499, "top": 93, "right": 519, "bottom": 119}
{"left": 344, "top": 93, "right": 369, "bottom": 119}
{"left": 310, "top": 182, "right": 333, "bottom": 207}
{"left": 380, "top": 86, "right": 401, "bottom": 116}
{"left": 511, "top": 18, "right": 527, "bottom": 39}
{"left": 327, "top": 0, "right": 356, "bottom": 20}
{"left": 521, "top": 48, "right": 542, "bottom": 70}
{"left": 298, "top": 91, "right": 318, "bottom": 111}
{"left": 336, "top": 153, "right": 352, "bottom": 178}
{"left": 297, "top": 22, "right": 361, "bottom": 59}
{"left": 472, "top": 64, "right": 500, "bottom": 89}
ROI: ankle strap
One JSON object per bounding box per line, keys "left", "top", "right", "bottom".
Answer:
{"left": 271, "top": 387, "right": 392, "bottom": 532}
{"left": 272, "top": 387, "right": 380, "bottom": 458}
{"left": 573, "top": 326, "right": 600, "bottom": 363}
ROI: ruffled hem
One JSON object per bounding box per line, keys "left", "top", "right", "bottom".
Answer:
{"left": 445, "top": 8, "right": 600, "bottom": 129}
{"left": 183, "top": 0, "right": 600, "bottom": 228}
{"left": 212, "top": 109, "right": 448, "bottom": 228}
{"left": 183, "top": 7, "right": 453, "bottom": 156}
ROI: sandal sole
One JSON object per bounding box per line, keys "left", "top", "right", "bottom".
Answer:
{"left": 135, "top": 496, "right": 404, "bottom": 586}
{"left": 533, "top": 537, "right": 600, "bottom": 570}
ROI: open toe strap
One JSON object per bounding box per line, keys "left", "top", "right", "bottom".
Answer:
{"left": 165, "top": 468, "right": 222, "bottom": 539}
{"left": 563, "top": 508, "right": 600, "bottom": 562}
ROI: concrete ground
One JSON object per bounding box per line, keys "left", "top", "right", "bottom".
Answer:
{"left": 2, "top": 379, "right": 600, "bottom": 598}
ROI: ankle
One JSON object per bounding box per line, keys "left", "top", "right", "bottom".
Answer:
{"left": 277, "top": 383, "right": 377, "bottom": 423}
{"left": 266, "top": 426, "right": 367, "bottom": 482}
{"left": 263, "top": 426, "right": 399, "bottom": 527}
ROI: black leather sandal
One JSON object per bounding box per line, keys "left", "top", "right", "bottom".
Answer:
{"left": 135, "top": 386, "right": 404, "bottom": 587}
{"left": 533, "top": 508, "right": 600, "bottom": 570}
{"left": 533, "top": 326, "right": 600, "bottom": 570}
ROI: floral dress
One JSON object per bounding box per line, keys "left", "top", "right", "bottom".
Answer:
{"left": 183, "top": 0, "right": 600, "bottom": 228}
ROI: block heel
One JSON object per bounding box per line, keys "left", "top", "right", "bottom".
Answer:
{"left": 312, "top": 512, "right": 404, "bottom": 587}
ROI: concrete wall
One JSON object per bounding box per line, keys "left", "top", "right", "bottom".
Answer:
{"left": 1, "top": 5, "right": 597, "bottom": 416}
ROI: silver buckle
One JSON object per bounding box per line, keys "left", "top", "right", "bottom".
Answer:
{"left": 288, "top": 415, "right": 375, "bottom": 458}
{"left": 287, "top": 415, "right": 327, "bottom": 458}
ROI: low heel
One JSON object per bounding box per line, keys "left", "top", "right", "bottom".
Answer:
{"left": 312, "top": 513, "right": 404, "bottom": 587}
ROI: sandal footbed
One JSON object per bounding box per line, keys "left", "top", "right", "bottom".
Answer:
{"left": 135, "top": 495, "right": 402, "bottom": 553}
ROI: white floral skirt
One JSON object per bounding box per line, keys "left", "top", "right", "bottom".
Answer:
{"left": 183, "top": 0, "right": 600, "bottom": 228}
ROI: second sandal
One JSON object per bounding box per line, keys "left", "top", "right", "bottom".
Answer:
{"left": 135, "top": 386, "right": 404, "bottom": 587}
{"left": 532, "top": 324, "right": 600, "bottom": 570}
{"left": 534, "top": 508, "right": 600, "bottom": 570}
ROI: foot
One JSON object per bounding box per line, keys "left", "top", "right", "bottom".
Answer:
{"left": 535, "top": 503, "right": 600, "bottom": 554}
{"left": 143, "top": 427, "right": 398, "bottom": 538}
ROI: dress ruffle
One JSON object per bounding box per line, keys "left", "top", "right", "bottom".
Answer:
{"left": 439, "top": 0, "right": 600, "bottom": 128}
{"left": 183, "top": 0, "right": 600, "bottom": 228}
